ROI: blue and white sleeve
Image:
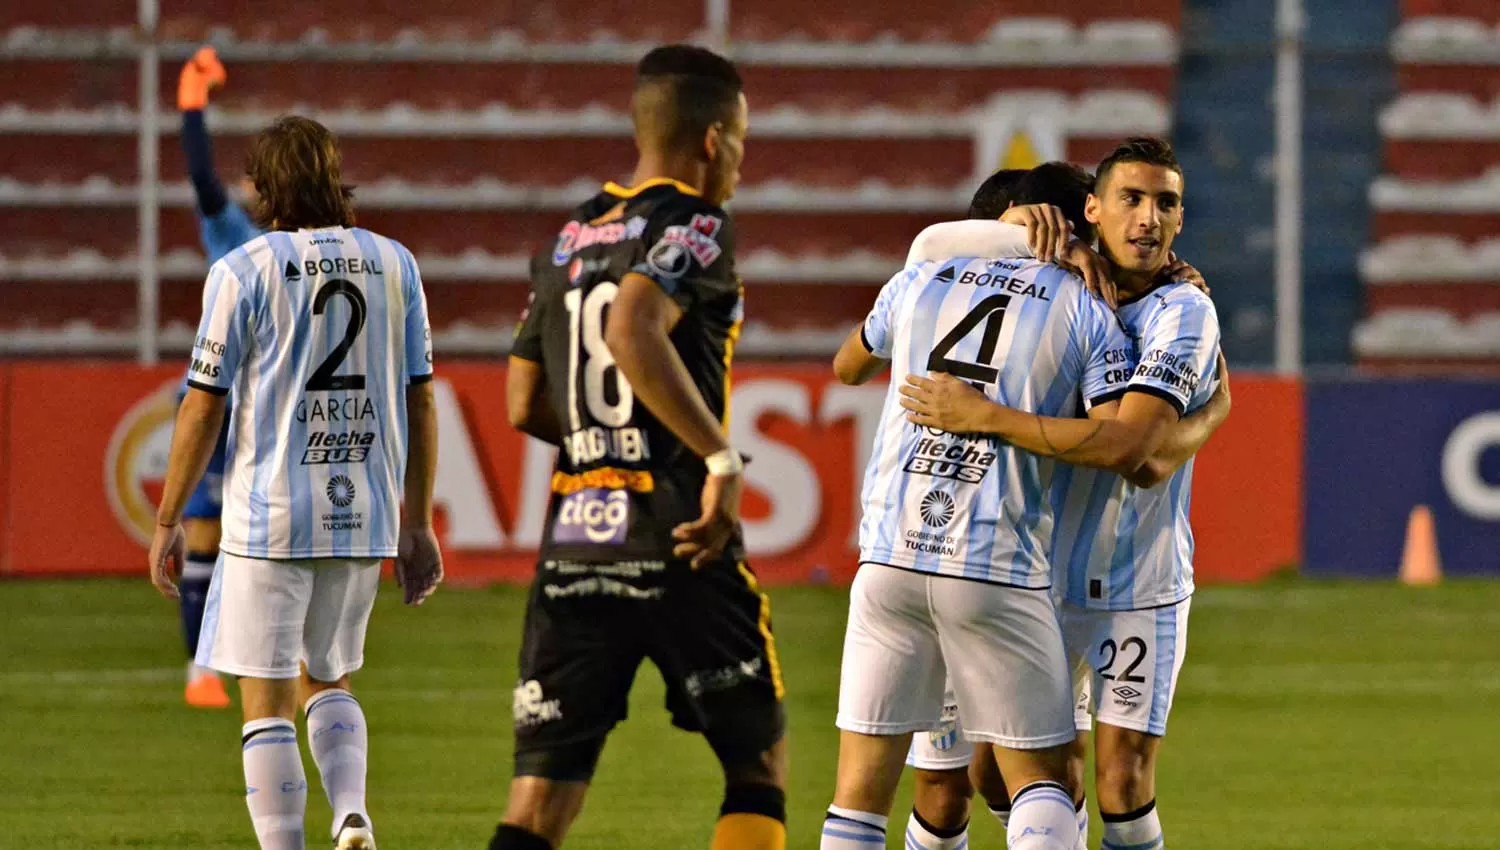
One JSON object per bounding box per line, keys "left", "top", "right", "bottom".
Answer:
{"left": 1079, "top": 299, "right": 1135, "bottom": 409}
{"left": 861, "top": 266, "right": 917, "bottom": 358}
{"left": 401, "top": 248, "right": 434, "bottom": 384}
{"left": 1127, "top": 293, "right": 1221, "bottom": 415}
{"left": 187, "top": 259, "right": 252, "bottom": 394}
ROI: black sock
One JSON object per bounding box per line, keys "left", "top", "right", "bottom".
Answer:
{"left": 913, "top": 808, "right": 967, "bottom": 839}
{"left": 489, "top": 823, "right": 552, "bottom": 850}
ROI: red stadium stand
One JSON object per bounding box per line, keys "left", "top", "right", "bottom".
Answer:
{"left": 0, "top": 0, "right": 1182, "bottom": 356}
{"left": 1359, "top": 1, "right": 1500, "bottom": 372}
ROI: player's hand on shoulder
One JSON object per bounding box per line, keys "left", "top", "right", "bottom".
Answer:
{"left": 899, "top": 373, "right": 993, "bottom": 434}
{"left": 1160, "top": 252, "right": 1209, "bottom": 296}
{"left": 395, "top": 525, "right": 443, "bottom": 606}
{"left": 148, "top": 521, "right": 187, "bottom": 600}
{"left": 1058, "top": 242, "right": 1118, "bottom": 310}
{"left": 673, "top": 459, "right": 745, "bottom": 570}
{"left": 1000, "top": 203, "right": 1071, "bottom": 263}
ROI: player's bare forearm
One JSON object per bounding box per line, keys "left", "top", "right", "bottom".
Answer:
{"left": 981, "top": 404, "right": 1155, "bottom": 473}
{"left": 833, "top": 325, "right": 888, "bottom": 385}
{"left": 901, "top": 375, "right": 1176, "bottom": 477}
{"left": 156, "top": 389, "right": 227, "bottom": 525}
{"left": 506, "top": 356, "right": 563, "bottom": 445}
{"left": 609, "top": 322, "right": 729, "bottom": 457}
{"left": 606, "top": 274, "right": 730, "bottom": 459}
{"left": 1128, "top": 375, "right": 1231, "bottom": 487}
{"left": 403, "top": 381, "right": 438, "bottom": 529}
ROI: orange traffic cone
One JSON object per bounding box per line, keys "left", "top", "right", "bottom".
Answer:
{"left": 1398, "top": 505, "right": 1442, "bottom": 586}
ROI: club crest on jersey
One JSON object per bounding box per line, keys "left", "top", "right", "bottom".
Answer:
{"left": 104, "top": 381, "right": 180, "bottom": 546}
{"left": 646, "top": 239, "right": 692, "bottom": 279}
{"left": 552, "top": 216, "right": 647, "bottom": 265}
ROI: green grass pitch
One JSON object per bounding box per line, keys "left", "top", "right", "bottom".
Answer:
{"left": 2, "top": 578, "right": 1498, "bottom": 848}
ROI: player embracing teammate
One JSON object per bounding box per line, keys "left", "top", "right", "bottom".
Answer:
{"left": 825, "top": 139, "right": 1228, "bottom": 850}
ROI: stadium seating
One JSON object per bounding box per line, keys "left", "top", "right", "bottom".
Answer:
{"left": 0, "top": 1, "right": 1181, "bottom": 356}
{"left": 1357, "top": 0, "right": 1500, "bottom": 372}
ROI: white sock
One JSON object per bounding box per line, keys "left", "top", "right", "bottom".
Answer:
{"left": 989, "top": 803, "right": 1011, "bottom": 830}
{"left": 1075, "top": 799, "right": 1089, "bottom": 850}
{"left": 1008, "top": 782, "right": 1079, "bottom": 850}
{"left": 1102, "top": 800, "right": 1163, "bottom": 850}
{"left": 305, "top": 688, "right": 371, "bottom": 839}
{"left": 905, "top": 811, "right": 968, "bottom": 849}
{"left": 821, "top": 806, "right": 887, "bottom": 849}
{"left": 241, "top": 718, "right": 306, "bottom": 850}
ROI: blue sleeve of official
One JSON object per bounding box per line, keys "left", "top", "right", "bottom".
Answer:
{"left": 197, "top": 202, "right": 261, "bottom": 265}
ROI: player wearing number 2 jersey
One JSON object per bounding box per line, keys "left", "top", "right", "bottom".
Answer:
{"left": 149, "top": 116, "right": 442, "bottom": 850}
{"left": 498, "top": 46, "right": 787, "bottom": 850}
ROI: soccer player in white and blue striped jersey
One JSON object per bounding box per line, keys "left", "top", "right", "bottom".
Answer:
{"left": 902, "top": 138, "right": 1231, "bottom": 850}
{"left": 821, "top": 164, "right": 1154, "bottom": 850}
{"left": 148, "top": 116, "right": 443, "bottom": 850}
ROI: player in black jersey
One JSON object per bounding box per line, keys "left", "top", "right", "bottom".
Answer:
{"left": 491, "top": 46, "right": 786, "bottom": 850}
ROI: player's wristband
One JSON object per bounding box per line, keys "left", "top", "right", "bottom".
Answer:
{"left": 705, "top": 448, "right": 744, "bottom": 477}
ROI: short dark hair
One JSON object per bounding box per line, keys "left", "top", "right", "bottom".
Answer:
{"left": 247, "top": 115, "right": 354, "bottom": 231}
{"left": 1011, "top": 161, "right": 1097, "bottom": 244}
{"left": 966, "top": 169, "right": 1028, "bottom": 219}
{"left": 1094, "top": 136, "right": 1183, "bottom": 194}
{"left": 632, "top": 45, "right": 743, "bottom": 153}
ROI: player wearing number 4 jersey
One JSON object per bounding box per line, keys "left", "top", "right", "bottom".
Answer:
{"left": 498, "top": 46, "right": 786, "bottom": 850}
{"left": 149, "top": 116, "right": 443, "bottom": 850}
{"left": 903, "top": 138, "right": 1231, "bottom": 850}
{"left": 819, "top": 163, "right": 1142, "bottom": 850}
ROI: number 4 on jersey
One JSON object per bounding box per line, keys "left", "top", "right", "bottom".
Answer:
{"left": 927, "top": 294, "right": 1012, "bottom": 385}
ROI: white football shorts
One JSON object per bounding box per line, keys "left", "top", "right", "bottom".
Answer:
{"left": 1061, "top": 597, "right": 1191, "bottom": 737}
{"left": 196, "top": 550, "right": 381, "bottom": 681}
{"left": 837, "top": 563, "right": 1075, "bottom": 750}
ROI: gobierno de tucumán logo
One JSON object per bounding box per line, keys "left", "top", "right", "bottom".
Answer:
{"left": 104, "top": 381, "right": 181, "bottom": 546}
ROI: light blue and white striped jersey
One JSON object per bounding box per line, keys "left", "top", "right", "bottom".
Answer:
{"left": 857, "top": 257, "right": 1133, "bottom": 588}
{"left": 1051, "top": 283, "right": 1221, "bottom": 610}
{"left": 186, "top": 226, "right": 434, "bottom": 559}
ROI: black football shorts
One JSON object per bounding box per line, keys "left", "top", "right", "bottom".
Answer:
{"left": 511, "top": 555, "right": 786, "bottom": 772}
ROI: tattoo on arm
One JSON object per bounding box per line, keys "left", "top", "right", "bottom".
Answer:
{"left": 1054, "top": 420, "right": 1107, "bottom": 461}
{"left": 1036, "top": 413, "right": 1061, "bottom": 456}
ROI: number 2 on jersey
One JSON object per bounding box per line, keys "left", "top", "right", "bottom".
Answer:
{"left": 927, "top": 294, "right": 1013, "bottom": 386}
{"left": 563, "top": 283, "right": 634, "bottom": 430}
{"left": 306, "top": 279, "right": 368, "bottom": 392}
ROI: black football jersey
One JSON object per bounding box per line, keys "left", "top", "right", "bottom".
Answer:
{"left": 512, "top": 178, "right": 744, "bottom": 564}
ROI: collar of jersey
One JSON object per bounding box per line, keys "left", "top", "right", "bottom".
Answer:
{"left": 603, "top": 177, "right": 700, "bottom": 198}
